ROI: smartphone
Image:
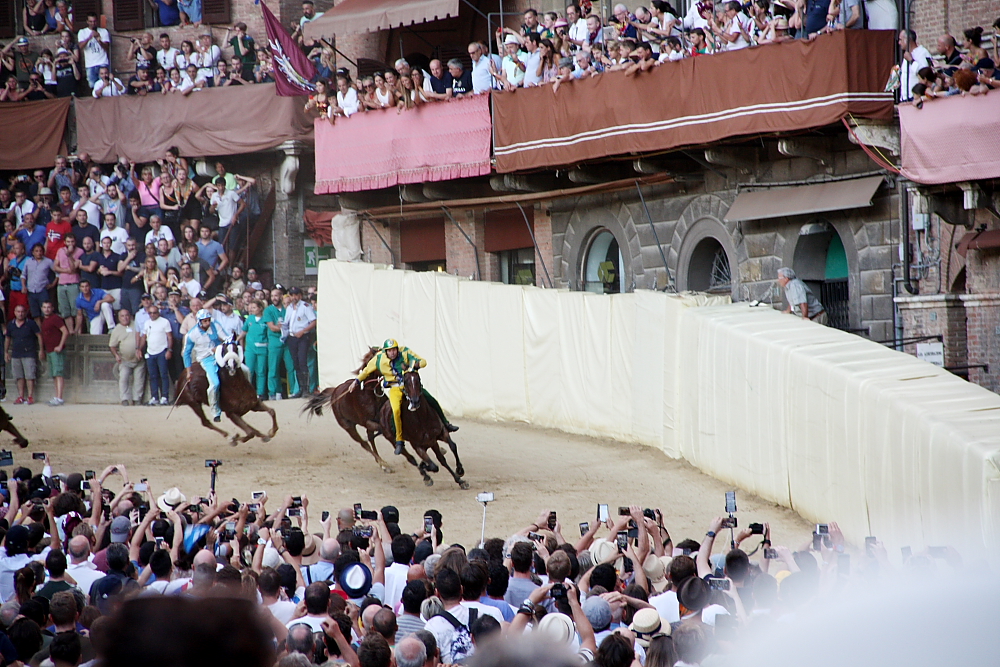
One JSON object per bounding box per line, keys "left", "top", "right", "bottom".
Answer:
{"left": 85, "top": 470, "right": 96, "bottom": 480}
{"left": 622, "top": 556, "right": 633, "bottom": 573}
{"left": 322, "top": 511, "right": 330, "bottom": 522}
{"left": 597, "top": 504, "right": 609, "bottom": 522}
{"left": 0, "top": 451, "right": 13, "bottom": 467}
{"left": 928, "top": 546, "right": 948, "bottom": 558}
{"left": 424, "top": 516, "right": 435, "bottom": 534}
{"left": 527, "top": 532, "right": 543, "bottom": 542}
{"left": 82, "top": 481, "right": 91, "bottom": 490}
{"left": 547, "top": 511, "right": 557, "bottom": 530}
{"left": 353, "top": 525, "right": 373, "bottom": 538}
{"left": 360, "top": 510, "right": 378, "bottom": 521}
{"left": 707, "top": 577, "right": 730, "bottom": 591}
{"left": 616, "top": 530, "right": 628, "bottom": 552}
{"left": 287, "top": 507, "right": 302, "bottom": 517}
{"left": 204, "top": 460, "right": 220, "bottom": 468}
{"left": 579, "top": 522, "right": 590, "bottom": 537}
{"left": 155, "top": 536, "right": 164, "bottom": 549}
{"left": 763, "top": 547, "right": 778, "bottom": 559}
{"left": 248, "top": 503, "right": 260, "bottom": 512}
{"left": 225, "top": 521, "right": 236, "bottom": 533}
{"left": 476, "top": 492, "right": 494, "bottom": 503}
{"left": 720, "top": 517, "right": 737, "bottom": 529}
{"left": 838, "top": 553, "right": 851, "bottom": 577}
{"left": 749, "top": 523, "right": 764, "bottom": 535}
{"left": 291, "top": 496, "right": 302, "bottom": 508}
{"left": 617, "top": 506, "right": 630, "bottom": 516}
{"left": 815, "top": 524, "right": 829, "bottom": 535}
{"left": 725, "top": 491, "right": 737, "bottom": 514}
{"left": 865, "top": 536, "right": 877, "bottom": 557}
{"left": 252, "top": 490, "right": 265, "bottom": 500}
{"left": 901, "top": 546, "right": 912, "bottom": 560}
{"left": 353, "top": 503, "right": 362, "bottom": 518}
{"left": 135, "top": 483, "right": 148, "bottom": 492}
{"left": 812, "top": 533, "right": 824, "bottom": 550}
{"left": 32, "top": 452, "right": 45, "bottom": 460}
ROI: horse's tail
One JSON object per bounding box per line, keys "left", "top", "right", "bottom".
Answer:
{"left": 301, "top": 387, "right": 337, "bottom": 420}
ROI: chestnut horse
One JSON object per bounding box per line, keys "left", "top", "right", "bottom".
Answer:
{"left": 0, "top": 408, "right": 28, "bottom": 448}
{"left": 301, "top": 347, "right": 395, "bottom": 472}
{"left": 377, "top": 370, "right": 468, "bottom": 489}
{"left": 175, "top": 339, "right": 279, "bottom": 445}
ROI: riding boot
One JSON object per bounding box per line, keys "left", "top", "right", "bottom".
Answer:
{"left": 208, "top": 385, "right": 222, "bottom": 421}
{"left": 394, "top": 440, "right": 405, "bottom": 455}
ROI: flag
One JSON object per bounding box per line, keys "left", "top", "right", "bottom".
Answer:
{"left": 261, "top": 0, "right": 316, "bottom": 96}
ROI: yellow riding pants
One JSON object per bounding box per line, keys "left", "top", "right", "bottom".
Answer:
{"left": 388, "top": 385, "right": 404, "bottom": 441}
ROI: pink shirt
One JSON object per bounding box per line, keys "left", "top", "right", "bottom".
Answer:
{"left": 137, "top": 177, "right": 161, "bottom": 208}
{"left": 54, "top": 246, "right": 83, "bottom": 285}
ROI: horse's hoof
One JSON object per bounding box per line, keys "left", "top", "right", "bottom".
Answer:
{"left": 261, "top": 436, "right": 272, "bottom": 443}
{"left": 458, "top": 480, "right": 470, "bottom": 490}
{"left": 424, "top": 478, "right": 434, "bottom": 487}
{"left": 380, "top": 466, "right": 393, "bottom": 474}
{"left": 15, "top": 439, "right": 28, "bottom": 449}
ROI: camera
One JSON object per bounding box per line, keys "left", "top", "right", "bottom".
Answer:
{"left": 287, "top": 507, "right": 302, "bottom": 517}
{"left": 205, "top": 459, "right": 222, "bottom": 468}
{"left": 707, "top": 577, "right": 730, "bottom": 591}
{"left": 32, "top": 452, "right": 45, "bottom": 460}
{"left": 749, "top": 522, "right": 764, "bottom": 535}
{"left": 720, "top": 517, "right": 737, "bottom": 529}
{"left": 476, "top": 492, "right": 494, "bottom": 503}
{"left": 642, "top": 508, "right": 656, "bottom": 520}
{"left": 550, "top": 583, "right": 567, "bottom": 600}
{"left": 353, "top": 525, "right": 373, "bottom": 538}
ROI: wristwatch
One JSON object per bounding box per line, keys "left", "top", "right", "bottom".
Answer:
{"left": 257, "top": 537, "right": 267, "bottom": 546}
{"left": 706, "top": 531, "right": 716, "bottom": 538}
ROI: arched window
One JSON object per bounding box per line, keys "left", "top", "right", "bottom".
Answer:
{"left": 686, "top": 237, "right": 731, "bottom": 293}
{"left": 583, "top": 230, "right": 623, "bottom": 294}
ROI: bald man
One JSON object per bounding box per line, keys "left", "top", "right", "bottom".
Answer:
{"left": 66, "top": 535, "right": 104, "bottom": 597}
{"left": 395, "top": 636, "right": 428, "bottom": 667}
{"left": 303, "top": 538, "right": 340, "bottom": 585}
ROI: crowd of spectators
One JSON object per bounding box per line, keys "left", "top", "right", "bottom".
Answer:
{"left": 897, "top": 23, "right": 1000, "bottom": 107}
{"left": 0, "top": 149, "right": 318, "bottom": 407}
{"left": 0, "top": 454, "right": 967, "bottom": 667}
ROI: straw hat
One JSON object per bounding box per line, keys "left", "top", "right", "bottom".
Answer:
{"left": 537, "top": 612, "right": 576, "bottom": 645}
{"left": 629, "top": 608, "right": 671, "bottom": 647}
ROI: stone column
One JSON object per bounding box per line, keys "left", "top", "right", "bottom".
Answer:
{"left": 270, "top": 141, "right": 310, "bottom": 288}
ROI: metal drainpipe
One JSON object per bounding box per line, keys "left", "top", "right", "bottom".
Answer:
{"left": 900, "top": 178, "right": 917, "bottom": 294}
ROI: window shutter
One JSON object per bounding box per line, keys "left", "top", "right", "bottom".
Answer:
{"left": 113, "top": 0, "right": 144, "bottom": 31}
{"left": 202, "top": 0, "right": 230, "bottom": 25}
{"left": 0, "top": 0, "right": 16, "bottom": 38}
{"left": 72, "top": 0, "right": 102, "bottom": 31}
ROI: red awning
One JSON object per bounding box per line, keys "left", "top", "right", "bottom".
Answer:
{"left": 956, "top": 230, "right": 1000, "bottom": 257}
{"left": 303, "top": 0, "right": 458, "bottom": 40}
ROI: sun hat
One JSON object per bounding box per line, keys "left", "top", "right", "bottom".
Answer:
{"left": 589, "top": 538, "right": 621, "bottom": 568}
{"left": 299, "top": 534, "right": 322, "bottom": 566}
{"left": 536, "top": 612, "right": 575, "bottom": 645}
{"left": 339, "top": 562, "right": 373, "bottom": 599}
{"left": 157, "top": 487, "right": 187, "bottom": 512}
{"left": 643, "top": 553, "right": 670, "bottom": 592}
{"left": 629, "top": 608, "right": 671, "bottom": 647}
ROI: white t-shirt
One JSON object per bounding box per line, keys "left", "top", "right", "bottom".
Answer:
{"left": 146, "top": 226, "right": 175, "bottom": 247}
{"left": 336, "top": 87, "right": 360, "bottom": 116}
{"left": 100, "top": 226, "right": 128, "bottom": 254}
{"left": 425, "top": 602, "right": 503, "bottom": 665}
{"left": 143, "top": 316, "right": 172, "bottom": 355}
{"left": 286, "top": 615, "right": 326, "bottom": 632}
{"left": 568, "top": 18, "right": 588, "bottom": 46}
{"left": 78, "top": 27, "right": 110, "bottom": 68}
{"left": 179, "top": 278, "right": 201, "bottom": 299}
{"left": 726, "top": 14, "right": 751, "bottom": 50}
{"left": 157, "top": 47, "right": 179, "bottom": 71}
{"left": 196, "top": 45, "right": 222, "bottom": 80}
{"left": 267, "top": 599, "right": 298, "bottom": 624}
{"left": 210, "top": 190, "right": 240, "bottom": 228}
{"left": 501, "top": 52, "right": 526, "bottom": 87}
{"left": 74, "top": 200, "right": 101, "bottom": 228}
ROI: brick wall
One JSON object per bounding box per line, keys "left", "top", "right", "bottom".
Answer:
{"left": 443, "top": 209, "right": 484, "bottom": 280}
{"left": 894, "top": 294, "right": 968, "bottom": 369}
{"left": 533, "top": 204, "right": 554, "bottom": 288}
{"left": 360, "top": 218, "right": 398, "bottom": 266}
{"left": 909, "top": 0, "right": 998, "bottom": 48}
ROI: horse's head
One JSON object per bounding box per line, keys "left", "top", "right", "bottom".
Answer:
{"left": 217, "top": 339, "right": 243, "bottom": 376}
{"left": 403, "top": 368, "right": 422, "bottom": 411}
{"left": 354, "top": 346, "right": 380, "bottom": 374}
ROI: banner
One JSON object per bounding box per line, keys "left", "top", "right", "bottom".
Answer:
{"left": 261, "top": 0, "right": 316, "bottom": 96}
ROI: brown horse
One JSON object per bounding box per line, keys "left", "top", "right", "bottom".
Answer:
{"left": 175, "top": 341, "right": 278, "bottom": 446}
{"left": 301, "top": 347, "right": 395, "bottom": 472}
{"left": 378, "top": 370, "right": 468, "bottom": 489}
{"left": 0, "top": 408, "right": 28, "bottom": 448}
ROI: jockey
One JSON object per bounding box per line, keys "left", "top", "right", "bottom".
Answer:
{"left": 354, "top": 339, "right": 458, "bottom": 456}
{"left": 183, "top": 309, "right": 224, "bottom": 422}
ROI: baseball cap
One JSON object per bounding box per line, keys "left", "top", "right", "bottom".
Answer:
{"left": 288, "top": 286, "right": 302, "bottom": 295}
{"left": 6, "top": 525, "right": 29, "bottom": 552}
{"left": 110, "top": 516, "right": 131, "bottom": 543}
{"left": 141, "top": 293, "right": 152, "bottom": 300}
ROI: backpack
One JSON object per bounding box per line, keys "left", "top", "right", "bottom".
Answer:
{"left": 435, "top": 607, "right": 478, "bottom": 664}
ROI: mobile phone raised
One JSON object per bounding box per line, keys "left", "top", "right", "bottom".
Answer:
{"left": 579, "top": 522, "right": 590, "bottom": 537}
{"left": 725, "top": 491, "right": 737, "bottom": 514}
{"left": 597, "top": 504, "right": 609, "bottom": 522}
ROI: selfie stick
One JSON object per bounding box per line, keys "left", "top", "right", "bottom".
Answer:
{"left": 479, "top": 499, "right": 489, "bottom": 549}
{"left": 209, "top": 461, "right": 221, "bottom": 492}
{"left": 728, "top": 513, "right": 736, "bottom": 550}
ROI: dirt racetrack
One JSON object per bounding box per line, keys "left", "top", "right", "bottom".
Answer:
{"left": 8, "top": 401, "right": 813, "bottom": 547}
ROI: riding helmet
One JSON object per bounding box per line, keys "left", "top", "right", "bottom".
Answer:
{"left": 382, "top": 338, "right": 398, "bottom": 350}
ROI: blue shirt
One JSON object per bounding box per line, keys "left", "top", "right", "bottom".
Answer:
{"left": 479, "top": 595, "right": 515, "bottom": 622}
{"left": 15, "top": 226, "right": 46, "bottom": 253}
{"left": 76, "top": 288, "right": 109, "bottom": 320}
{"left": 162, "top": 304, "right": 188, "bottom": 338}
{"left": 156, "top": 0, "right": 180, "bottom": 25}
{"left": 197, "top": 239, "right": 225, "bottom": 270}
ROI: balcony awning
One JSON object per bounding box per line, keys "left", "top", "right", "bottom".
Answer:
{"left": 724, "top": 176, "right": 884, "bottom": 222}
{"left": 956, "top": 230, "right": 1000, "bottom": 258}
{"left": 303, "top": 0, "right": 459, "bottom": 41}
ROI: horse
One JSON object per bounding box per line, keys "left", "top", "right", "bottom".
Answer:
{"left": 301, "top": 347, "right": 395, "bottom": 472}
{"left": 0, "top": 408, "right": 28, "bottom": 448}
{"left": 377, "top": 370, "right": 468, "bottom": 489}
{"left": 174, "top": 338, "right": 278, "bottom": 446}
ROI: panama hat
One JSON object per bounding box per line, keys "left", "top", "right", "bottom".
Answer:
{"left": 157, "top": 487, "right": 187, "bottom": 512}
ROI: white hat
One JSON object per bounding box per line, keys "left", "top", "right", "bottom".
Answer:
{"left": 504, "top": 34, "right": 520, "bottom": 45}
{"left": 629, "top": 608, "right": 670, "bottom": 647}
{"left": 157, "top": 487, "right": 187, "bottom": 512}
{"left": 536, "top": 612, "right": 575, "bottom": 645}
{"left": 643, "top": 553, "right": 671, "bottom": 593}
{"left": 590, "top": 538, "right": 622, "bottom": 570}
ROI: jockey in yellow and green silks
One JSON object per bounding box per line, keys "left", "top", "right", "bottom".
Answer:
{"left": 354, "top": 339, "right": 457, "bottom": 455}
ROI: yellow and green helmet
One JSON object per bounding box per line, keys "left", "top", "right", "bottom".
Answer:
{"left": 382, "top": 338, "right": 399, "bottom": 351}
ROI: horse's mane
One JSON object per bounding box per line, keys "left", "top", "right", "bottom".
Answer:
{"left": 354, "top": 346, "right": 379, "bottom": 374}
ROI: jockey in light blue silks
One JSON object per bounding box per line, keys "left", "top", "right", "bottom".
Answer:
{"left": 183, "top": 309, "right": 224, "bottom": 421}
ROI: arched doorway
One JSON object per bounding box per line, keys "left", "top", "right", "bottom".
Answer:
{"left": 792, "top": 222, "right": 850, "bottom": 329}
{"left": 583, "top": 230, "right": 623, "bottom": 294}
{"left": 686, "top": 237, "right": 732, "bottom": 294}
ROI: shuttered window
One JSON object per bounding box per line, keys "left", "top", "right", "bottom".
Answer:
{"left": 0, "top": 0, "right": 14, "bottom": 39}
{"left": 202, "top": 0, "right": 231, "bottom": 24}
{"left": 114, "top": 0, "right": 144, "bottom": 31}
{"left": 72, "top": 0, "right": 102, "bottom": 31}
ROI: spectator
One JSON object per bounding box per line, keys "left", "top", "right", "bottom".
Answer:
{"left": 228, "top": 22, "right": 257, "bottom": 81}
{"left": 8, "top": 189, "right": 37, "bottom": 227}
{"left": 282, "top": 286, "right": 316, "bottom": 398}
{"left": 263, "top": 286, "right": 298, "bottom": 399}
{"left": 92, "top": 65, "right": 126, "bottom": 98}
{"left": 94, "top": 234, "right": 123, "bottom": 309}
{"left": 565, "top": 4, "right": 589, "bottom": 48}
{"left": 139, "top": 301, "right": 173, "bottom": 405}
{"left": 5, "top": 305, "right": 43, "bottom": 405}
{"left": 204, "top": 294, "right": 242, "bottom": 339}
{"left": 77, "top": 14, "right": 109, "bottom": 89}
{"left": 5, "top": 240, "right": 30, "bottom": 318}
{"left": 121, "top": 237, "right": 145, "bottom": 317}
{"left": 445, "top": 58, "right": 473, "bottom": 97}
{"left": 468, "top": 42, "right": 498, "bottom": 94}
{"left": 75, "top": 278, "right": 114, "bottom": 335}
{"left": 45, "top": 207, "right": 71, "bottom": 260}
{"left": 776, "top": 267, "right": 826, "bottom": 324}
{"left": 178, "top": 0, "right": 202, "bottom": 27}
{"left": 40, "top": 300, "right": 69, "bottom": 405}
{"left": 150, "top": 0, "right": 180, "bottom": 27}
{"left": 109, "top": 308, "right": 146, "bottom": 406}
{"left": 193, "top": 225, "right": 226, "bottom": 290}
{"left": 23, "top": 239, "right": 56, "bottom": 323}
{"left": 72, "top": 185, "right": 101, "bottom": 229}
{"left": 240, "top": 298, "right": 268, "bottom": 399}
{"left": 52, "top": 232, "right": 82, "bottom": 334}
